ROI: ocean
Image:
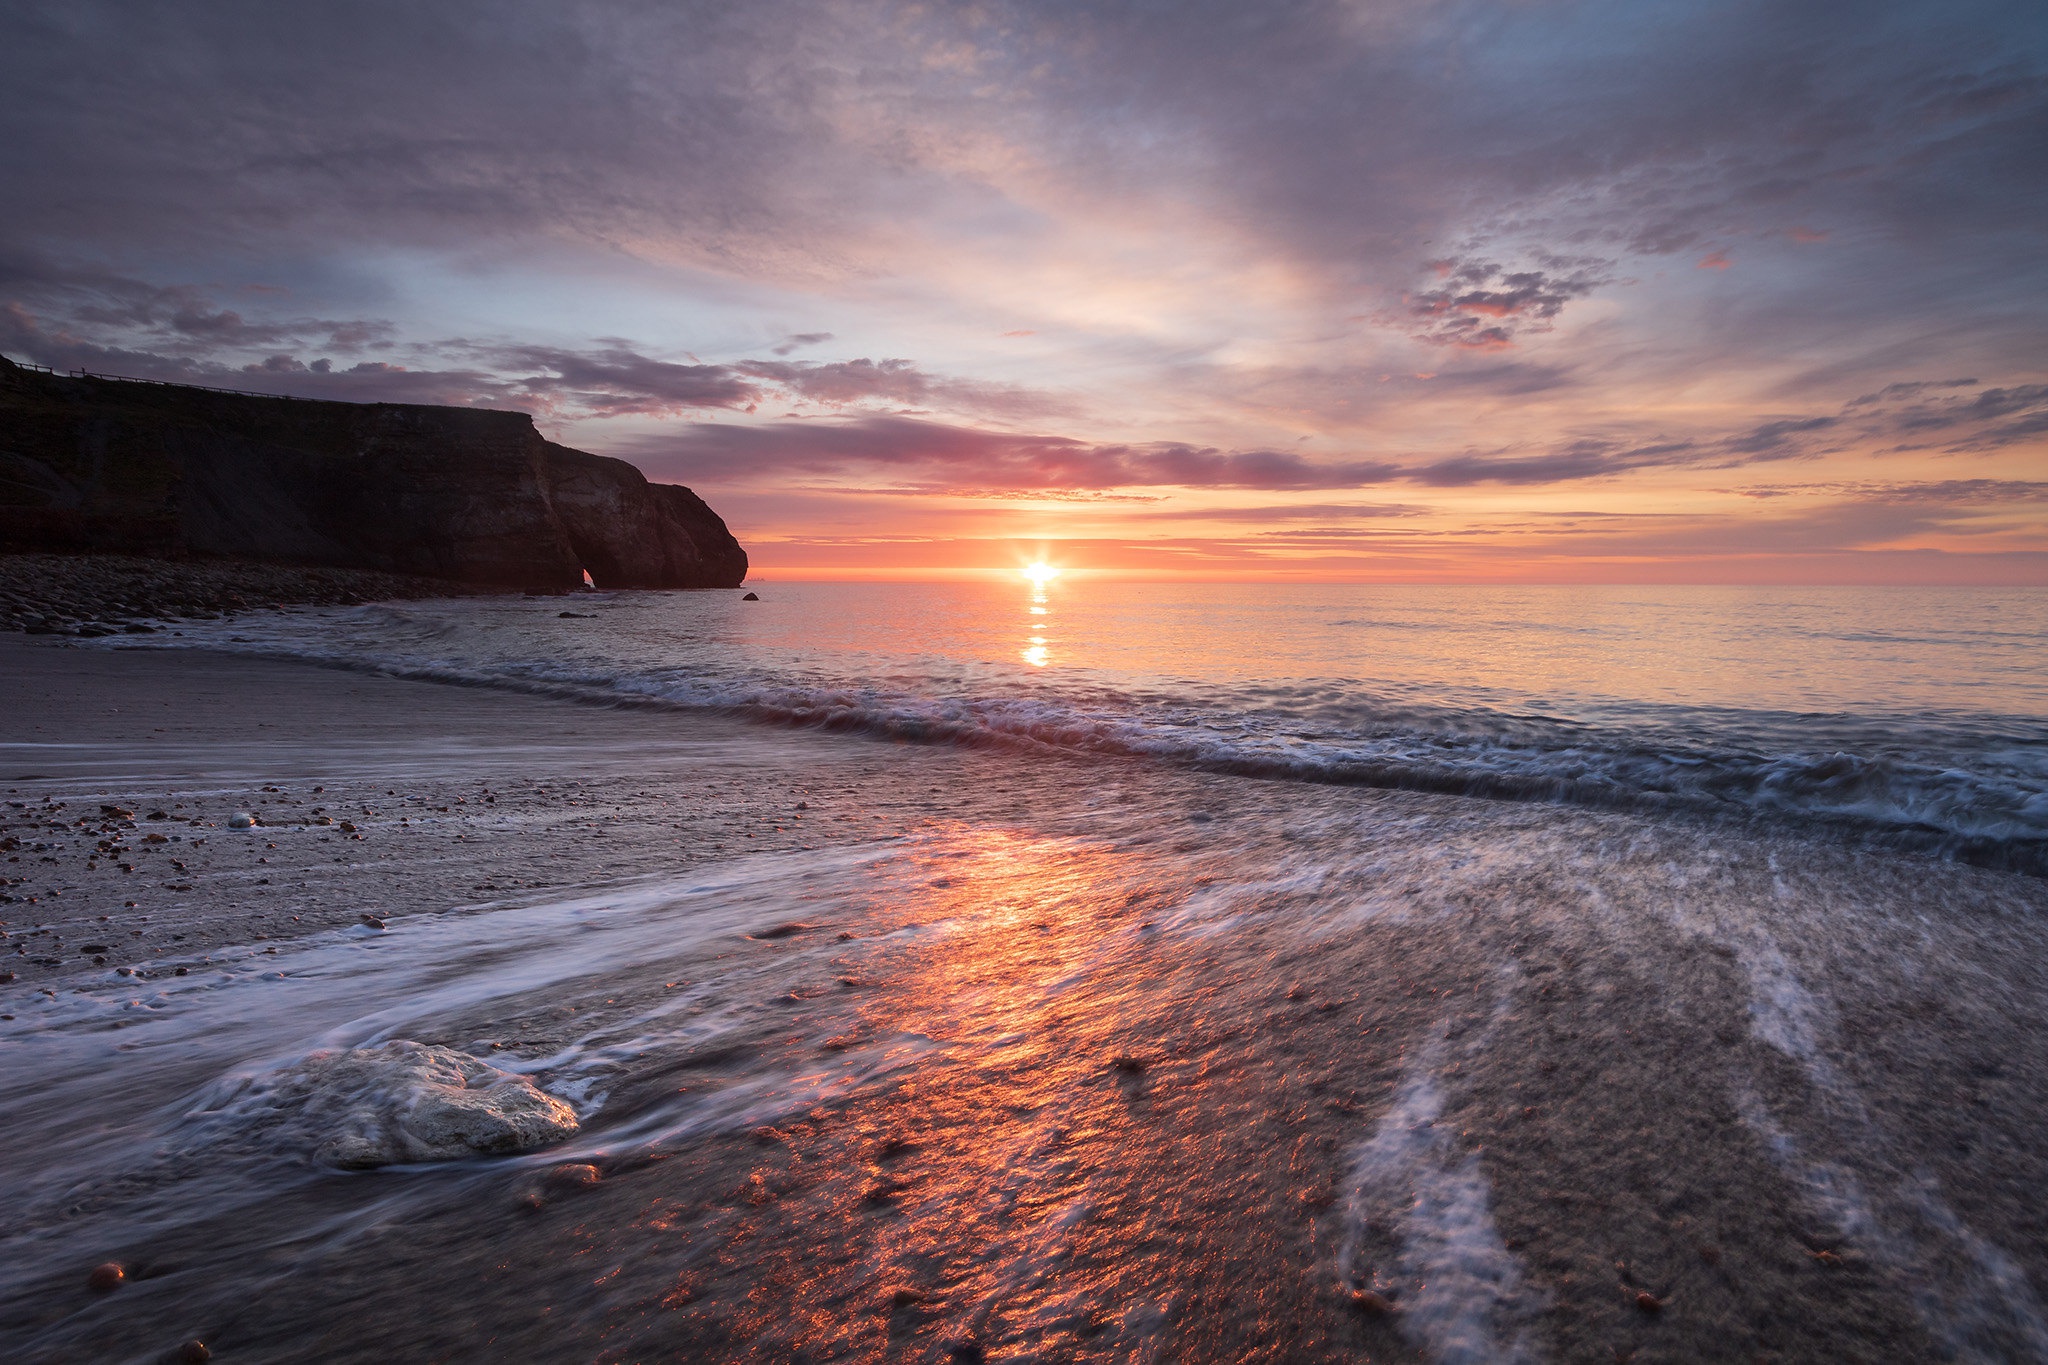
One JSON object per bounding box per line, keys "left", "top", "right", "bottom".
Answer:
{"left": 178, "top": 580, "right": 2048, "bottom": 873}
{"left": 7, "top": 581, "right": 2048, "bottom": 1361}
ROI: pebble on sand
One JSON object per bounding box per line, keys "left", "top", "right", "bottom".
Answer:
{"left": 176, "top": 1341, "right": 211, "bottom": 1363}
{"left": 1635, "top": 1291, "right": 1664, "bottom": 1313}
{"left": 227, "top": 812, "right": 258, "bottom": 829}
{"left": 86, "top": 1261, "right": 124, "bottom": 1292}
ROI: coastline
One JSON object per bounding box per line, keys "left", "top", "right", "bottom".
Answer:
{"left": 6, "top": 636, "right": 2048, "bottom": 1362}
{"left": 0, "top": 552, "right": 496, "bottom": 637}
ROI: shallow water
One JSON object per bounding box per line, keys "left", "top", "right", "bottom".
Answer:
{"left": 9, "top": 750, "right": 2048, "bottom": 1362}
{"left": 11, "top": 584, "right": 2048, "bottom": 1359}
{"left": 150, "top": 582, "right": 2048, "bottom": 869}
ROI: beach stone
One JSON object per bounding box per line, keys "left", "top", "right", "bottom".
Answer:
{"left": 86, "top": 1261, "right": 124, "bottom": 1292}
{"left": 176, "top": 1341, "right": 211, "bottom": 1363}
{"left": 742, "top": 591, "right": 759, "bottom": 601}
{"left": 257, "top": 1040, "right": 579, "bottom": 1168}
{"left": 227, "top": 812, "right": 257, "bottom": 829}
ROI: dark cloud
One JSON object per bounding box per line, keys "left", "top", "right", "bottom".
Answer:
{"left": 1404, "top": 257, "right": 1614, "bottom": 348}
{"left": 626, "top": 416, "right": 1404, "bottom": 491}
{"left": 1733, "top": 479, "right": 2048, "bottom": 502}
{"left": 770, "top": 331, "right": 834, "bottom": 356}
{"left": 1139, "top": 502, "right": 1427, "bottom": 522}
{"left": 489, "top": 344, "right": 761, "bottom": 415}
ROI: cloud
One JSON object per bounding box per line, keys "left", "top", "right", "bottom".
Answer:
{"left": 1404, "top": 257, "right": 1615, "bottom": 348}
{"left": 770, "top": 331, "right": 834, "bottom": 355}
{"left": 627, "top": 415, "right": 1405, "bottom": 491}
{"left": 489, "top": 344, "right": 762, "bottom": 414}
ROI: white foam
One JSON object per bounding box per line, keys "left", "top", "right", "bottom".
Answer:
{"left": 1338, "top": 1023, "right": 1540, "bottom": 1364}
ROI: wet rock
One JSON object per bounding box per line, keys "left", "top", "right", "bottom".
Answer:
{"left": 175, "top": 1341, "right": 211, "bottom": 1363}
{"left": 251, "top": 1040, "right": 579, "bottom": 1168}
{"left": 86, "top": 1261, "right": 124, "bottom": 1292}
{"left": 1635, "top": 1291, "right": 1663, "bottom": 1313}
{"left": 747, "top": 922, "right": 814, "bottom": 940}
{"left": 359, "top": 914, "right": 386, "bottom": 930}
{"left": 742, "top": 592, "right": 759, "bottom": 601}
{"left": 544, "top": 1162, "right": 602, "bottom": 1190}
{"left": 1349, "top": 1288, "right": 1395, "bottom": 1316}
{"left": 889, "top": 1286, "right": 931, "bottom": 1309}
{"left": 227, "top": 813, "right": 257, "bottom": 830}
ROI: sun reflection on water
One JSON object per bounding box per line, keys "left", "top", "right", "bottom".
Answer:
{"left": 1021, "top": 571, "right": 1056, "bottom": 666}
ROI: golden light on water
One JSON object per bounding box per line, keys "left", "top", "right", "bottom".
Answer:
{"left": 1021, "top": 559, "right": 1057, "bottom": 665}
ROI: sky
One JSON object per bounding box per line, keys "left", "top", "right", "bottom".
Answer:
{"left": 2, "top": 0, "right": 2045, "bottom": 582}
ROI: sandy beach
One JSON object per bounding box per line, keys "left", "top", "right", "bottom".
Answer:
{"left": 5, "top": 634, "right": 2048, "bottom": 1363}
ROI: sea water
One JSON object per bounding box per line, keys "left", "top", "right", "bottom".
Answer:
{"left": 8, "top": 581, "right": 2048, "bottom": 1362}
{"left": 174, "top": 581, "right": 2048, "bottom": 869}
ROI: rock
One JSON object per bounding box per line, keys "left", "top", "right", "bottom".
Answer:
{"left": 0, "top": 355, "right": 746, "bottom": 589}
{"left": 1349, "top": 1288, "right": 1395, "bottom": 1316}
{"left": 741, "top": 591, "right": 759, "bottom": 601}
{"left": 254, "top": 1040, "right": 579, "bottom": 1168}
{"left": 176, "top": 1341, "right": 211, "bottom": 1363}
{"left": 227, "top": 813, "right": 257, "bottom": 829}
{"left": 1635, "top": 1291, "right": 1663, "bottom": 1313}
{"left": 86, "top": 1261, "right": 124, "bottom": 1292}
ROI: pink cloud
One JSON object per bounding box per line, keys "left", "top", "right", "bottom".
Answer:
{"left": 1697, "top": 251, "right": 1732, "bottom": 269}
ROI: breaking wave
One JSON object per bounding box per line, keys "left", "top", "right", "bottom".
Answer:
{"left": 141, "top": 595, "right": 2048, "bottom": 876}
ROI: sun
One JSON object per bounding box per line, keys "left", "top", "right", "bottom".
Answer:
{"left": 1021, "top": 561, "right": 1060, "bottom": 585}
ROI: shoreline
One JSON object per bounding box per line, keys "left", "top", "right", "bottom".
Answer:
{"left": 0, "top": 551, "right": 506, "bottom": 638}
{"left": 7, "top": 636, "right": 2048, "bottom": 1362}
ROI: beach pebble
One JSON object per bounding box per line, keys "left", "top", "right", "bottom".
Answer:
{"left": 545, "top": 1162, "right": 602, "bottom": 1190}
{"left": 1349, "top": 1288, "right": 1395, "bottom": 1316}
{"left": 359, "top": 914, "right": 386, "bottom": 930}
{"left": 742, "top": 592, "right": 759, "bottom": 601}
{"left": 1635, "top": 1291, "right": 1663, "bottom": 1313}
{"left": 227, "top": 812, "right": 257, "bottom": 829}
{"left": 176, "top": 1341, "right": 211, "bottom": 1363}
{"left": 241, "top": 1040, "right": 580, "bottom": 1168}
{"left": 86, "top": 1261, "right": 124, "bottom": 1292}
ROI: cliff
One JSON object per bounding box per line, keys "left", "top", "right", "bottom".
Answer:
{"left": 0, "top": 354, "right": 746, "bottom": 591}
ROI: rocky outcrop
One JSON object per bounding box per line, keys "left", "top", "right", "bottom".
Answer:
{"left": 0, "top": 354, "right": 746, "bottom": 590}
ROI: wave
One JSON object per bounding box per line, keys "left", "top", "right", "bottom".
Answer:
{"left": 135, "top": 609, "right": 2048, "bottom": 877}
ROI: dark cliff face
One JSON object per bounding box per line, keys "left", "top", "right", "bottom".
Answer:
{"left": 0, "top": 355, "right": 747, "bottom": 590}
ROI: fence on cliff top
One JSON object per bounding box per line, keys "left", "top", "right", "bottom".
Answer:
{"left": 4, "top": 354, "right": 318, "bottom": 402}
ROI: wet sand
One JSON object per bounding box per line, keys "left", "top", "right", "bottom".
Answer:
{"left": 5, "top": 636, "right": 2048, "bottom": 1363}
